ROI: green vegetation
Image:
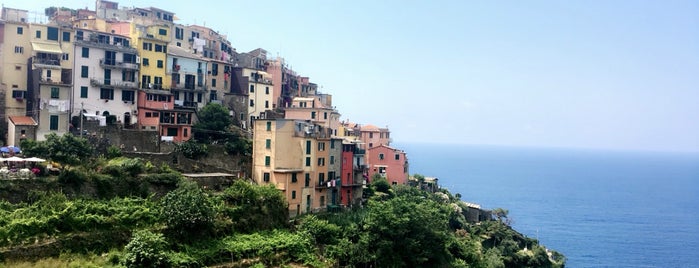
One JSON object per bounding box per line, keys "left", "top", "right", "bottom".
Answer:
{"left": 0, "top": 133, "right": 564, "bottom": 267}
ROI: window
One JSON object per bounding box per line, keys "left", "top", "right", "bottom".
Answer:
{"left": 122, "top": 90, "right": 135, "bottom": 102}
{"left": 318, "top": 142, "right": 325, "bottom": 151}
{"left": 320, "top": 196, "right": 325, "bottom": 207}
{"left": 306, "top": 140, "right": 311, "bottom": 154}
{"left": 265, "top": 101, "right": 269, "bottom": 108}
{"left": 157, "top": 60, "right": 163, "bottom": 68}
{"left": 142, "top": 42, "right": 152, "bottom": 51}
{"left": 159, "top": 28, "right": 167, "bottom": 36}
{"left": 311, "top": 111, "right": 316, "bottom": 119}
{"left": 46, "top": 70, "right": 52, "bottom": 79}
{"left": 265, "top": 156, "right": 270, "bottom": 166}
{"left": 62, "top": 53, "right": 69, "bottom": 61}
{"left": 50, "top": 87, "right": 60, "bottom": 99}
{"left": 249, "top": 99, "right": 254, "bottom": 107}
{"left": 211, "top": 63, "right": 218, "bottom": 75}
{"left": 395, "top": 154, "right": 400, "bottom": 160}
{"left": 319, "top": 172, "right": 325, "bottom": 183}
{"left": 379, "top": 153, "right": 384, "bottom": 160}
{"left": 266, "top": 121, "right": 272, "bottom": 131}
{"left": 330, "top": 155, "right": 335, "bottom": 165}
{"left": 330, "top": 140, "right": 335, "bottom": 149}
{"left": 80, "top": 86, "right": 88, "bottom": 98}
{"left": 81, "top": 66, "right": 88, "bottom": 77}
{"left": 263, "top": 172, "right": 270, "bottom": 182}
{"left": 14, "top": 46, "right": 24, "bottom": 54}
{"left": 47, "top": 27, "right": 58, "bottom": 40}
{"left": 100, "top": 88, "right": 114, "bottom": 100}
{"left": 12, "top": 90, "right": 25, "bottom": 99}
{"left": 175, "top": 27, "right": 183, "bottom": 40}
{"left": 211, "top": 79, "right": 216, "bottom": 87}
{"left": 49, "top": 115, "right": 59, "bottom": 130}
{"left": 249, "top": 85, "right": 254, "bottom": 92}
{"left": 324, "top": 112, "right": 328, "bottom": 120}
{"left": 292, "top": 191, "right": 296, "bottom": 199}
{"left": 265, "top": 87, "right": 269, "bottom": 94}
{"left": 265, "top": 139, "right": 271, "bottom": 149}
{"left": 317, "top": 158, "right": 325, "bottom": 166}
{"left": 82, "top": 47, "right": 89, "bottom": 58}
{"left": 369, "top": 132, "right": 373, "bottom": 138}
{"left": 142, "top": 58, "right": 149, "bottom": 66}
{"left": 17, "top": 27, "right": 23, "bottom": 34}
{"left": 154, "top": 76, "right": 163, "bottom": 87}
{"left": 62, "top": 32, "right": 70, "bottom": 42}
{"left": 35, "top": 30, "right": 41, "bottom": 38}
{"left": 291, "top": 173, "right": 298, "bottom": 183}
{"left": 184, "top": 128, "right": 188, "bottom": 137}
{"left": 166, "top": 127, "right": 177, "bottom": 136}
{"left": 305, "top": 173, "right": 310, "bottom": 187}
{"left": 305, "top": 157, "right": 311, "bottom": 167}
{"left": 155, "top": 44, "right": 163, "bottom": 52}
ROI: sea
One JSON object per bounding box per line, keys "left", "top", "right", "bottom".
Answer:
{"left": 395, "top": 142, "right": 699, "bottom": 268}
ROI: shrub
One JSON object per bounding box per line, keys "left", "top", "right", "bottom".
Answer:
{"left": 160, "top": 181, "right": 215, "bottom": 240}
{"left": 174, "top": 140, "right": 208, "bottom": 160}
{"left": 106, "top": 145, "right": 122, "bottom": 159}
{"left": 58, "top": 168, "right": 89, "bottom": 186}
{"left": 123, "top": 229, "right": 169, "bottom": 268}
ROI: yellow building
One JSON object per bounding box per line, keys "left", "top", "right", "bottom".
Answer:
{"left": 27, "top": 22, "right": 74, "bottom": 140}
{"left": 127, "top": 23, "right": 170, "bottom": 91}
{"left": 0, "top": 8, "right": 32, "bottom": 142}
{"left": 253, "top": 118, "right": 335, "bottom": 217}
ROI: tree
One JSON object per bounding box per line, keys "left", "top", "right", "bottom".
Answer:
{"left": 192, "top": 103, "right": 232, "bottom": 141}
{"left": 362, "top": 197, "right": 453, "bottom": 267}
{"left": 219, "top": 180, "right": 288, "bottom": 233}
{"left": 21, "top": 133, "right": 94, "bottom": 169}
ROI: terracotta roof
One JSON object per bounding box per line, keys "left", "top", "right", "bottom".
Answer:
{"left": 360, "top": 124, "right": 380, "bottom": 131}
{"left": 8, "top": 116, "right": 38, "bottom": 126}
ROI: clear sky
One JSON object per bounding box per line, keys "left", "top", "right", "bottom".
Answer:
{"left": 11, "top": 0, "right": 699, "bottom": 152}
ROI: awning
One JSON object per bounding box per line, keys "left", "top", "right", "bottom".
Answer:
{"left": 31, "top": 42, "right": 62, "bottom": 54}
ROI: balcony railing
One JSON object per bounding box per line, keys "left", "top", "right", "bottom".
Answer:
{"left": 99, "top": 59, "right": 139, "bottom": 70}
{"left": 353, "top": 164, "right": 367, "bottom": 171}
{"left": 75, "top": 39, "right": 137, "bottom": 53}
{"left": 39, "top": 78, "right": 71, "bottom": 86}
{"left": 174, "top": 100, "right": 198, "bottom": 109}
{"left": 354, "top": 148, "right": 366, "bottom": 155}
{"left": 90, "top": 78, "right": 138, "bottom": 89}
{"left": 32, "top": 57, "right": 60, "bottom": 67}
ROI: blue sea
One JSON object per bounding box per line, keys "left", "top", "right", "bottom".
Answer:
{"left": 396, "top": 143, "right": 699, "bottom": 268}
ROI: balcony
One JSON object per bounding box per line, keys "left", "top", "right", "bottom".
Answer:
{"left": 75, "top": 39, "right": 137, "bottom": 53}
{"left": 39, "top": 78, "right": 71, "bottom": 86}
{"left": 32, "top": 57, "right": 60, "bottom": 68}
{"left": 99, "top": 59, "right": 139, "bottom": 70}
{"left": 90, "top": 78, "right": 138, "bottom": 89}
{"left": 174, "top": 100, "right": 198, "bottom": 109}
{"left": 353, "top": 164, "right": 367, "bottom": 171}
{"left": 171, "top": 83, "right": 206, "bottom": 92}
{"left": 354, "top": 148, "right": 366, "bottom": 155}
{"left": 315, "top": 179, "right": 339, "bottom": 189}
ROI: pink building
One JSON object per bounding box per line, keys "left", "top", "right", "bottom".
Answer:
{"left": 359, "top": 124, "right": 390, "bottom": 149}
{"left": 136, "top": 90, "right": 192, "bottom": 142}
{"left": 367, "top": 145, "right": 408, "bottom": 185}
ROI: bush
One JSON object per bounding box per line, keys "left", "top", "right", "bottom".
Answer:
{"left": 58, "top": 169, "right": 89, "bottom": 186}
{"left": 160, "top": 181, "right": 215, "bottom": 240}
{"left": 106, "top": 145, "right": 122, "bottom": 159}
{"left": 174, "top": 140, "right": 208, "bottom": 160}
{"left": 123, "top": 230, "right": 169, "bottom": 268}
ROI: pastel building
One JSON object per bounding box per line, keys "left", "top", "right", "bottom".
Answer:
{"left": 252, "top": 118, "right": 334, "bottom": 217}
{"left": 72, "top": 28, "right": 139, "bottom": 128}
{"left": 284, "top": 96, "right": 341, "bottom": 136}
{"left": 340, "top": 139, "right": 367, "bottom": 207}
{"left": 0, "top": 7, "right": 32, "bottom": 141}
{"left": 167, "top": 45, "right": 208, "bottom": 111}
{"left": 367, "top": 145, "right": 409, "bottom": 185}
{"left": 27, "top": 22, "right": 74, "bottom": 140}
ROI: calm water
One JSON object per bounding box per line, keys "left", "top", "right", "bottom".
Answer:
{"left": 396, "top": 143, "right": 699, "bottom": 267}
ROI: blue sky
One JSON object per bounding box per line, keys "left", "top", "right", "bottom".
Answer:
{"left": 14, "top": 0, "right": 699, "bottom": 152}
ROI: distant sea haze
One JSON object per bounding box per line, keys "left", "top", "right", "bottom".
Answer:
{"left": 397, "top": 143, "right": 699, "bottom": 267}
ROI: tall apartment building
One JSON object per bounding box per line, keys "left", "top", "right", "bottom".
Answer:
{"left": 27, "top": 22, "right": 74, "bottom": 140}
{"left": 72, "top": 29, "right": 139, "bottom": 128}
{"left": 253, "top": 118, "right": 340, "bottom": 217}
{"left": 0, "top": 8, "right": 32, "bottom": 144}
